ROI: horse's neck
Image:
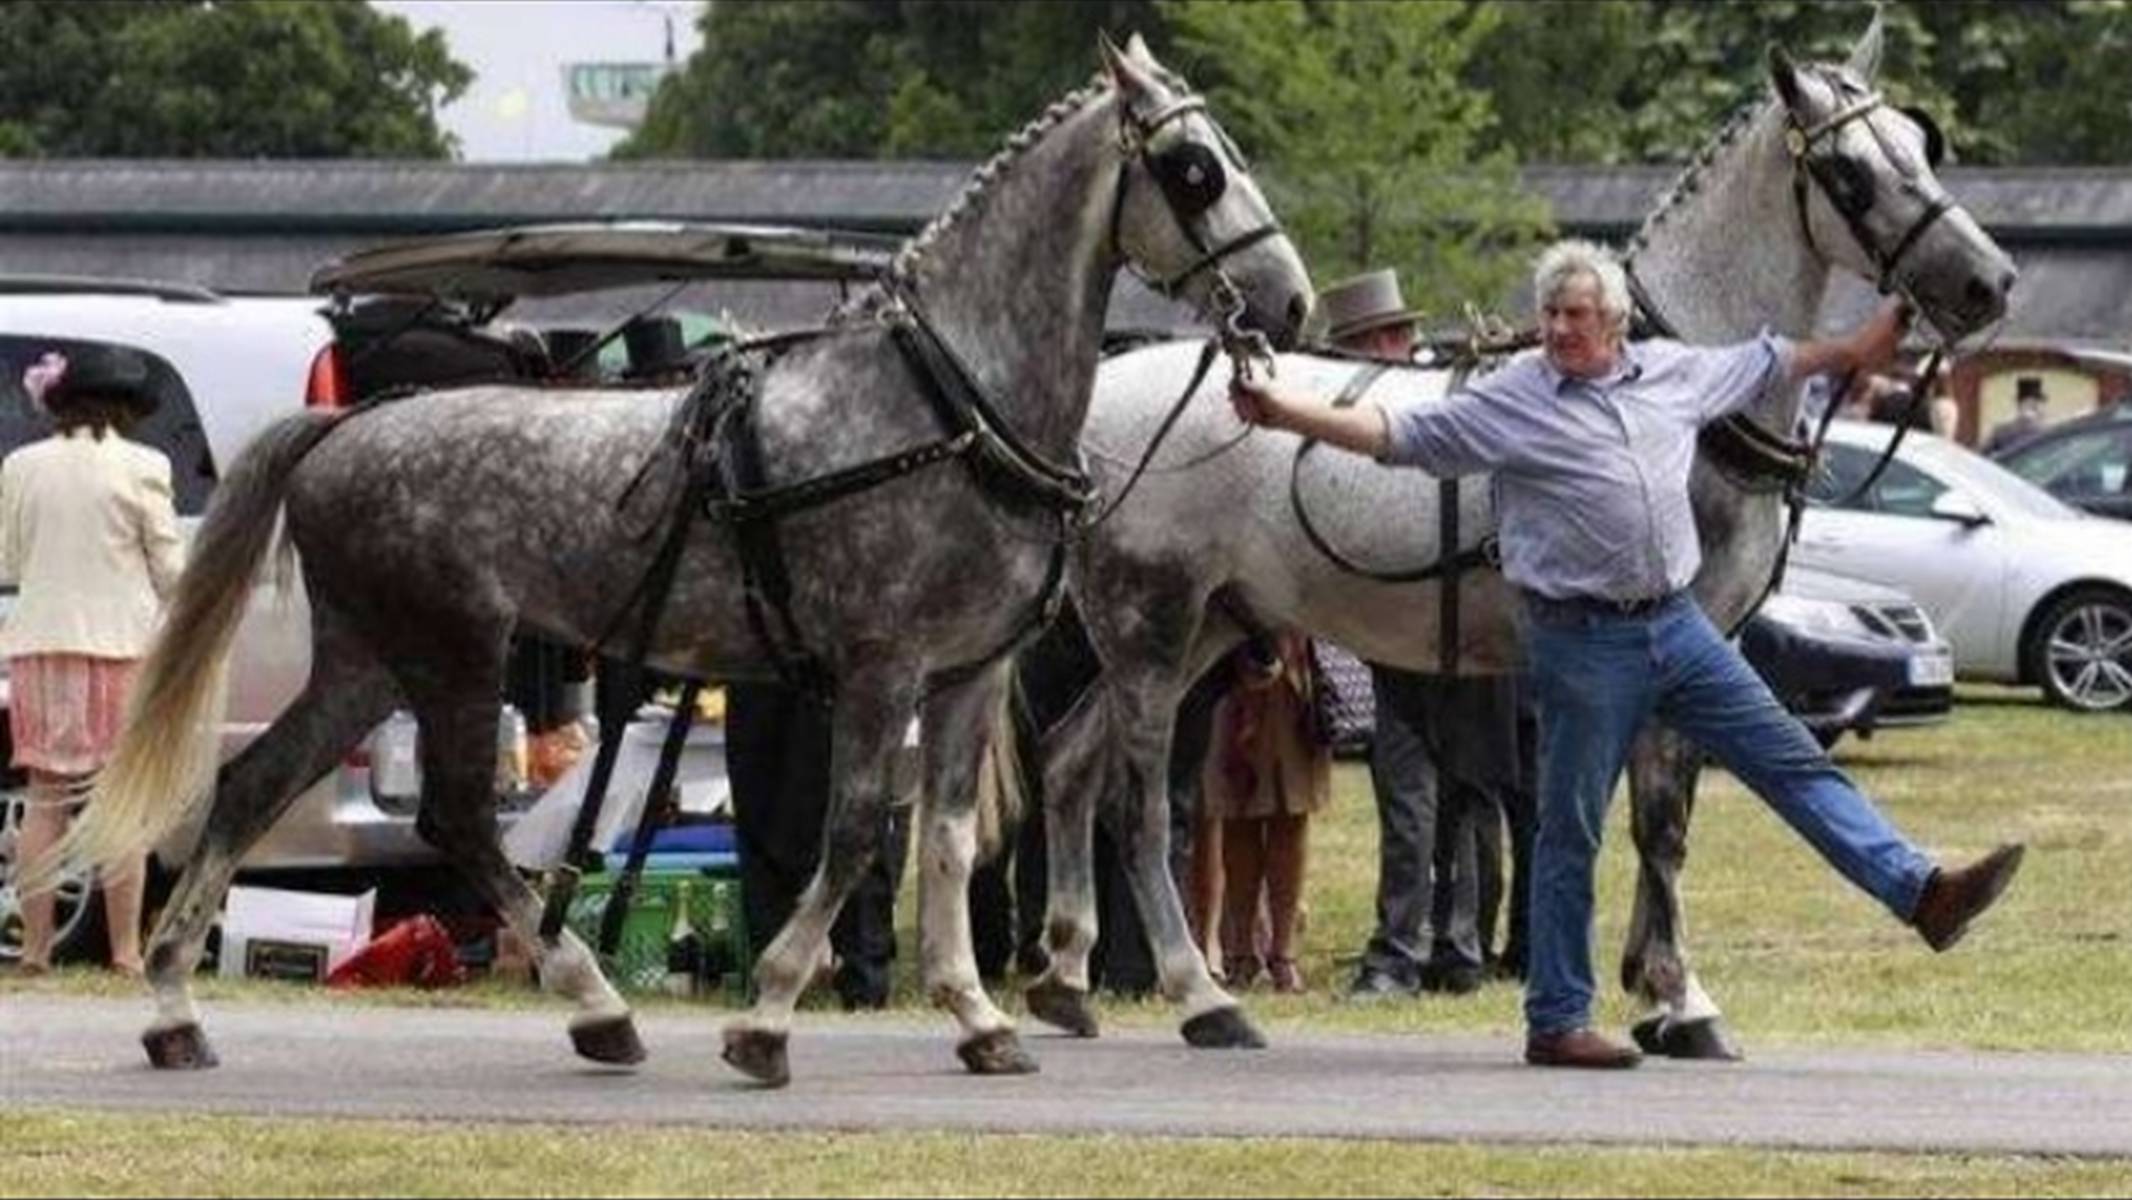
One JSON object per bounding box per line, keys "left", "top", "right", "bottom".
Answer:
{"left": 901, "top": 95, "right": 1120, "bottom": 459}
{"left": 1633, "top": 107, "right": 1832, "bottom": 430}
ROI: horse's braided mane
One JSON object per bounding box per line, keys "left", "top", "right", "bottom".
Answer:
{"left": 1627, "top": 97, "right": 1766, "bottom": 255}
{"left": 833, "top": 71, "right": 1115, "bottom": 324}
{"left": 1629, "top": 60, "right": 1861, "bottom": 256}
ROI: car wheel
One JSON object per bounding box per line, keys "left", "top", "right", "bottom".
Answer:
{"left": 2026, "top": 587, "right": 2132, "bottom": 713}
{"left": 0, "top": 786, "right": 104, "bottom": 965}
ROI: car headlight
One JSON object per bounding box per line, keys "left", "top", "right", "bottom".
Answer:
{"left": 1759, "top": 594, "right": 1872, "bottom": 637}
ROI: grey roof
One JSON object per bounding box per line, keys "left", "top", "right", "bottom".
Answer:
{"left": 3, "top": 159, "right": 2128, "bottom": 341}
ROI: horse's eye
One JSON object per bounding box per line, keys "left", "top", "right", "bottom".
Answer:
{"left": 1152, "top": 141, "right": 1226, "bottom": 219}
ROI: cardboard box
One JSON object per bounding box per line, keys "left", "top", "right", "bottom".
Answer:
{"left": 219, "top": 885, "right": 376, "bottom": 982}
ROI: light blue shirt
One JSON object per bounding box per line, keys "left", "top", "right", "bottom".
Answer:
{"left": 1380, "top": 335, "right": 1792, "bottom": 603}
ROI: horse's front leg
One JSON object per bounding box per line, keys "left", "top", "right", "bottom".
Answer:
{"left": 914, "top": 661, "right": 1037, "bottom": 1075}
{"left": 721, "top": 667, "right": 916, "bottom": 1088}
{"left": 1623, "top": 723, "right": 1743, "bottom": 1061}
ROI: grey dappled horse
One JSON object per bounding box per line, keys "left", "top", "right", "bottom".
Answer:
{"left": 1027, "top": 20, "right": 2014, "bottom": 1056}
{"left": 46, "top": 35, "right": 1309, "bottom": 1087}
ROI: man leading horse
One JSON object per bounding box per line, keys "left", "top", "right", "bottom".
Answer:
{"left": 1229, "top": 238, "right": 2025, "bottom": 1069}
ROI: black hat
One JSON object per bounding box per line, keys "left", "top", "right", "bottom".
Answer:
{"left": 45, "top": 344, "right": 160, "bottom": 415}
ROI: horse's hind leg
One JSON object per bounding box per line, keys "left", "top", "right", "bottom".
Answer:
{"left": 1622, "top": 724, "right": 1743, "bottom": 1061}
{"left": 142, "top": 628, "right": 397, "bottom": 1069}
{"left": 914, "top": 662, "right": 1035, "bottom": 1076}
{"left": 722, "top": 665, "right": 916, "bottom": 1088}
{"left": 395, "top": 642, "right": 640, "bottom": 1066}
{"left": 1031, "top": 662, "right": 1257, "bottom": 1049}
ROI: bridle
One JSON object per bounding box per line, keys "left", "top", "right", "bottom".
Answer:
{"left": 1111, "top": 90, "right": 1284, "bottom": 342}
{"left": 1784, "top": 75, "right": 1953, "bottom": 300}
{"left": 1078, "top": 86, "right": 1290, "bottom": 531}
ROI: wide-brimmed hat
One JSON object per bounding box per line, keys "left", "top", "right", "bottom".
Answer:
{"left": 40, "top": 344, "right": 160, "bottom": 415}
{"left": 1319, "top": 268, "right": 1425, "bottom": 344}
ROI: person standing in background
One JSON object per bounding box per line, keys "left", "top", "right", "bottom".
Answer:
{"left": 3, "top": 346, "right": 185, "bottom": 975}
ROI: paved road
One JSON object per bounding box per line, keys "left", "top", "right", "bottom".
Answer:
{"left": 6, "top": 997, "right": 2132, "bottom": 1156}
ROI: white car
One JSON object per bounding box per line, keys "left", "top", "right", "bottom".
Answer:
{"left": 1796, "top": 420, "right": 2132, "bottom": 712}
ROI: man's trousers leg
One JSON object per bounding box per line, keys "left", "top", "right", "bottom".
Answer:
{"left": 1359, "top": 665, "right": 1440, "bottom": 988}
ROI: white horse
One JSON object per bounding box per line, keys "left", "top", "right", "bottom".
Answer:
{"left": 1025, "top": 16, "right": 2016, "bottom": 1056}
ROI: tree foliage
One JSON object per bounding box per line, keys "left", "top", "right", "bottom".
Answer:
{"left": 1161, "top": 0, "right": 1552, "bottom": 315}
{"left": 1470, "top": 0, "right": 2132, "bottom": 167}
{"left": 0, "top": 0, "right": 470, "bottom": 158}
{"left": 616, "top": 1, "right": 1167, "bottom": 160}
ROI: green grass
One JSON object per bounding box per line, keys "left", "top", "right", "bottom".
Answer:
{"left": 5, "top": 1111, "right": 2130, "bottom": 1199}
{"left": 7, "top": 685, "right": 2131, "bottom": 1195}
{"left": 1080, "top": 683, "right": 2132, "bottom": 1053}
{"left": 10, "top": 684, "right": 2127, "bottom": 1052}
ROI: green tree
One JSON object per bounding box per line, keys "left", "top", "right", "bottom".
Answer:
{"left": 1162, "top": 0, "right": 1552, "bottom": 315}
{"left": 1468, "top": 0, "right": 2132, "bottom": 167}
{"left": 618, "top": 0, "right": 1167, "bottom": 160}
{"left": 0, "top": 0, "right": 470, "bottom": 158}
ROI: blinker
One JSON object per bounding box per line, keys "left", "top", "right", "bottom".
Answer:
{"left": 1152, "top": 142, "right": 1226, "bottom": 219}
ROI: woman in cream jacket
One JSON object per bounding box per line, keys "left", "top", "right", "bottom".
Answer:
{"left": 3, "top": 344, "right": 183, "bottom": 974}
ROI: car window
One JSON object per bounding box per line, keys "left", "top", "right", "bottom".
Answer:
{"left": 2004, "top": 428, "right": 2132, "bottom": 499}
{"left": 1807, "top": 441, "right": 1948, "bottom": 516}
{"left": 0, "top": 335, "right": 218, "bottom": 515}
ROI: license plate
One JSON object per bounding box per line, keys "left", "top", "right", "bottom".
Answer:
{"left": 1907, "top": 653, "right": 1954, "bottom": 687}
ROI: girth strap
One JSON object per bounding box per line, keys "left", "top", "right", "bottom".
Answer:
{"left": 1291, "top": 360, "right": 1496, "bottom": 584}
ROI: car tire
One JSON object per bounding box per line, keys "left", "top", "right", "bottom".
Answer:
{"left": 1, "top": 788, "right": 105, "bottom": 965}
{"left": 2025, "top": 586, "right": 2132, "bottom": 713}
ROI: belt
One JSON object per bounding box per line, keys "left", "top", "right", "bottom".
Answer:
{"left": 1522, "top": 589, "right": 1676, "bottom": 623}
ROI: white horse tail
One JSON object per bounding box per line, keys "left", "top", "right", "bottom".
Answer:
{"left": 973, "top": 661, "right": 1027, "bottom": 864}
{"left": 17, "top": 410, "right": 350, "bottom": 895}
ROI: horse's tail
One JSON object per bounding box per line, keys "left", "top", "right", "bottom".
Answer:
{"left": 973, "top": 660, "right": 1028, "bottom": 864}
{"left": 17, "top": 410, "right": 349, "bottom": 895}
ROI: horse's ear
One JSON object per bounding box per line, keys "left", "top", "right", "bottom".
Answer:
{"left": 1099, "top": 29, "right": 1159, "bottom": 99}
{"left": 1125, "top": 31, "right": 1159, "bottom": 69}
{"left": 1847, "top": 7, "right": 1886, "bottom": 79}
{"left": 1768, "top": 44, "right": 1806, "bottom": 110}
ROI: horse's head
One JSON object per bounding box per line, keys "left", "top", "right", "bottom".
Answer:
{"left": 1100, "top": 33, "right": 1312, "bottom": 352}
{"left": 1768, "top": 17, "right": 2015, "bottom": 343}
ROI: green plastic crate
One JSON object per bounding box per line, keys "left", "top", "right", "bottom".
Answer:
{"left": 563, "top": 867, "right": 749, "bottom": 1002}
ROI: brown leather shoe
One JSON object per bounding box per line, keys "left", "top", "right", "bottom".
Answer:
{"left": 1912, "top": 843, "right": 2026, "bottom": 952}
{"left": 1525, "top": 1027, "right": 1642, "bottom": 1069}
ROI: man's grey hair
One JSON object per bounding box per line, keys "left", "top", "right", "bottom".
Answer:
{"left": 1533, "top": 239, "right": 1632, "bottom": 332}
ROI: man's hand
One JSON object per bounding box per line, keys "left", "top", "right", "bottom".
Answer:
{"left": 1788, "top": 298, "right": 1914, "bottom": 385}
{"left": 1852, "top": 299, "right": 1913, "bottom": 374}
{"left": 1229, "top": 375, "right": 1394, "bottom": 458}
{"left": 1230, "top": 377, "right": 1287, "bottom": 430}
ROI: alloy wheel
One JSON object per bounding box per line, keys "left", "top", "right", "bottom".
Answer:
{"left": 2044, "top": 600, "right": 2132, "bottom": 712}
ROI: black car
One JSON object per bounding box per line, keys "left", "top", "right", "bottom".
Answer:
{"left": 1306, "top": 566, "right": 1953, "bottom": 756}
{"left": 1991, "top": 402, "right": 2132, "bottom": 521}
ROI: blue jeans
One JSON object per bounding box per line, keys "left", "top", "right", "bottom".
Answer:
{"left": 1521, "top": 592, "right": 1937, "bottom": 1037}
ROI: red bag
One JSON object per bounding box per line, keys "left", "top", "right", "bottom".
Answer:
{"left": 326, "top": 914, "right": 468, "bottom": 989}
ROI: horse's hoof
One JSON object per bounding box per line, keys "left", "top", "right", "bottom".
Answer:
{"left": 721, "top": 1027, "right": 791, "bottom": 1088}
{"left": 141, "top": 1023, "right": 219, "bottom": 1070}
{"left": 1024, "top": 979, "right": 1100, "bottom": 1038}
{"left": 1632, "top": 1015, "right": 1745, "bottom": 1061}
{"left": 1181, "top": 1006, "right": 1267, "bottom": 1049}
{"left": 569, "top": 1015, "right": 647, "bottom": 1066}
{"left": 957, "top": 1028, "right": 1040, "bottom": 1076}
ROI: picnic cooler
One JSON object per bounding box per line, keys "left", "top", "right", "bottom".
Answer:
{"left": 563, "top": 856, "right": 749, "bottom": 1001}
